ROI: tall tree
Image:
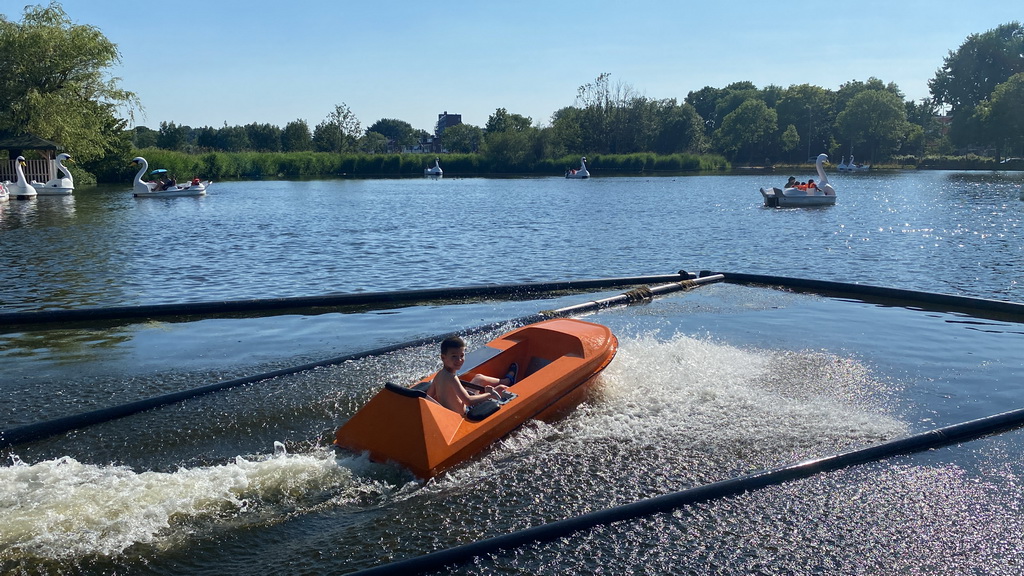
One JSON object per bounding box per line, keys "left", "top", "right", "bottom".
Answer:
{"left": 929, "top": 22, "right": 1024, "bottom": 114}
{"left": 978, "top": 73, "right": 1024, "bottom": 159}
{"left": 930, "top": 22, "right": 1024, "bottom": 150}
{"left": 714, "top": 99, "right": 777, "bottom": 163}
{"left": 156, "top": 121, "right": 188, "bottom": 151}
{"left": 834, "top": 90, "right": 911, "bottom": 161}
{"left": 0, "top": 2, "right": 139, "bottom": 162}
{"left": 244, "top": 122, "right": 281, "bottom": 152}
{"left": 313, "top": 103, "right": 361, "bottom": 153}
{"left": 775, "top": 84, "right": 834, "bottom": 161}
{"left": 281, "top": 119, "right": 312, "bottom": 152}
{"left": 485, "top": 108, "right": 532, "bottom": 133}
{"left": 366, "top": 118, "right": 417, "bottom": 149}
{"left": 442, "top": 123, "right": 483, "bottom": 153}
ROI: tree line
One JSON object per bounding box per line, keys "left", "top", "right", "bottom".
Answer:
{"left": 2, "top": 4, "right": 1023, "bottom": 183}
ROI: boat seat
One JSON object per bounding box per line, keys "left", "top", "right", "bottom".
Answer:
{"left": 524, "top": 356, "right": 552, "bottom": 378}
{"left": 384, "top": 382, "right": 426, "bottom": 398}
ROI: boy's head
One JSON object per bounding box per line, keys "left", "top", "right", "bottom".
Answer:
{"left": 441, "top": 336, "right": 466, "bottom": 355}
{"left": 439, "top": 336, "right": 467, "bottom": 372}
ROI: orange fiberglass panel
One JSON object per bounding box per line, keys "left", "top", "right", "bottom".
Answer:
{"left": 334, "top": 318, "right": 618, "bottom": 478}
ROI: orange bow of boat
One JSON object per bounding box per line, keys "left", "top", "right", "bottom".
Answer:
{"left": 334, "top": 318, "right": 618, "bottom": 478}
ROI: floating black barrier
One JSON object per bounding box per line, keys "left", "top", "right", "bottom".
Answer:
{"left": 699, "top": 271, "right": 1024, "bottom": 320}
{"left": 346, "top": 407, "right": 1024, "bottom": 576}
{"left": 0, "top": 274, "right": 717, "bottom": 449}
{"left": 0, "top": 272, "right": 695, "bottom": 329}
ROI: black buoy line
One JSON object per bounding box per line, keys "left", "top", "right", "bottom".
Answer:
{"left": 346, "top": 407, "right": 1024, "bottom": 576}
{"left": 700, "top": 270, "right": 1024, "bottom": 319}
{"left": 0, "top": 272, "right": 695, "bottom": 329}
{"left": 0, "top": 274, "right": 716, "bottom": 449}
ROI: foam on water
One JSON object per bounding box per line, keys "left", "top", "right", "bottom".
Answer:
{"left": 575, "top": 332, "right": 907, "bottom": 459}
{"left": 430, "top": 331, "right": 909, "bottom": 495}
{"left": 0, "top": 443, "right": 395, "bottom": 562}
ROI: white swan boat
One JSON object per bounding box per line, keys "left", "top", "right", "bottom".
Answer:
{"left": 760, "top": 153, "right": 837, "bottom": 207}
{"left": 838, "top": 154, "right": 870, "bottom": 172}
{"left": 4, "top": 156, "right": 37, "bottom": 200}
{"left": 565, "top": 156, "right": 590, "bottom": 179}
{"left": 424, "top": 158, "right": 443, "bottom": 177}
{"left": 131, "top": 157, "right": 210, "bottom": 197}
{"left": 31, "top": 153, "right": 75, "bottom": 195}
{"left": 0, "top": 181, "right": 8, "bottom": 201}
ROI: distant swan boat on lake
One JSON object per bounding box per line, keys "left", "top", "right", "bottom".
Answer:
{"left": 425, "top": 158, "right": 443, "bottom": 177}
{"left": 565, "top": 157, "right": 590, "bottom": 179}
{"left": 760, "top": 153, "right": 836, "bottom": 207}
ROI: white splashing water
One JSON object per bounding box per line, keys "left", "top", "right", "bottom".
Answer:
{"left": 0, "top": 445, "right": 371, "bottom": 560}
{"left": 546, "top": 332, "right": 907, "bottom": 459}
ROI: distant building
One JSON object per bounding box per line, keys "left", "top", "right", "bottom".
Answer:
{"left": 435, "top": 111, "right": 462, "bottom": 137}
{"left": 404, "top": 111, "right": 464, "bottom": 154}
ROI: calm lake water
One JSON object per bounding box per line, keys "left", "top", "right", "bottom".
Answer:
{"left": 1, "top": 170, "right": 1023, "bottom": 575}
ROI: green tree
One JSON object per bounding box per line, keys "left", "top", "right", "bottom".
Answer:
{"left": 930, "top": 22, "right": 1024, "bottom": 113}
{"left": 358, "top": 131, "right": 389, "bottom": 154}
{"left": 834, "top": 90, "right": 911, "bottom": 162}
{"left": 313, "top": 103, "right": 361, "bottom": 153}
{"left": 485, "top": 108, "right": 532, "bottom": 133}
{"left": 780, "top": 124, "right": 800, "bottom": 159}
{"left": 651, "top": 100, "right": 704, "bottom": 154}
{"left": 978, "top": 73, "right": 1024, "bottom": 159}
{"left": 132, "top": 126, "right": 158, "bottom": 148}
{"left": 281, "top": 119, "right": 312, "bottom": 152}
{"left": 245, "top": 122, "right": 281, "bottom": 152}
{"left": 0, "top": 2, "right": 139, "bottom": 162}
{"left": 366, "top": 118, "right": 417, "bottom": 150}
{"left": 217, "top": 124, "right": 249, "bottom": 152}
{"left": 195, "top": 126, "right": 218, "bottom": 150}
{"left": 930, "top": 22, "right": 1024, "bottom": 150}
{"left": 442, "top": 123, "right": 483, "bottom": 153}
{"left": 685, "top": 85, "right": 727, "bottom": 137}
{"left": 714, "top": 99, "right": 777, "bottom": 163}
{"left": 157, "top": 121, "right": 188, "bottom": 150}
{"left": 775, "top": 84, "right": 834, "bottom": 160}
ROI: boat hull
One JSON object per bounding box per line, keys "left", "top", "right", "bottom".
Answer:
{"left": 334, "top": 318, "right": 618, "bottom": 478}
{"left": 760, "top": 187, "right": 836, "bottom": 207}
{"left": 34, "top": 186, "right": 73, "bottom": 196}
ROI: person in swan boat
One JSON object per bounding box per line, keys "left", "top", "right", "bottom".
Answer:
{"left": 428, "top": 336, "right": 516, "bottom": 415}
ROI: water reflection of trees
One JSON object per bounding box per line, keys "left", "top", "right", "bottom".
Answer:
{"left": 0, "top": 325, "right": 131, "bottom": 364}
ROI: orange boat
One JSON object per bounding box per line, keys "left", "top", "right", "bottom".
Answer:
{"left": 334, "top": 318, "right": 618, "bottom": 479}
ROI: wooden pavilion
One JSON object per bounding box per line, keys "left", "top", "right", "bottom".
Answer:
{"left": 0, "top": 131, "right": 63, "bottom": 183}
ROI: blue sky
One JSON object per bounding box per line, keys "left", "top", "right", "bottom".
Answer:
{"left": 32, "top": 0, "right": 1024, "bottom": 134}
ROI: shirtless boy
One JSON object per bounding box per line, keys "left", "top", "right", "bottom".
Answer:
{"left": 428, "top": 336, "right": 516, "bottom": 414}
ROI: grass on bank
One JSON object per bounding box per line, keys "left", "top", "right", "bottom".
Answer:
{"left": 122, "top": 149, "right": 731, "bottom": 181}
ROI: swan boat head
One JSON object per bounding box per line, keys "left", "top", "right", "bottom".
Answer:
{"left": 131, "top": 156, "right": 156, "bottom": 194}
{"left": 814, "top": 153, "right": 836, "bottom": 195}
{"left": 11, "top": 156, "right": 37, "bottom": 199}
{"left": 55, "top": 153, "right": 74, "bottom": 186}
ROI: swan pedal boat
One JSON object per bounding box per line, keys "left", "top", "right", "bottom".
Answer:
{"left": 760, "top": 153, "right": 837, "bottom": 207}
{"left": 130, "top": 156, "right": 210, "bottom": 197}
{"left": 565, "top": 156, "right": 590, "bottom": 179}
{"left": 334, "top": 318, "right": 618, "bottom": 479}
{"left": 133, "top": 181, "right": 211, "bottom": 198}
{"left": 31, "top": 153, "right": 75, "bottom": 195}
{"left": 424, "top": 158, "right": 443, "bottom": 177}
{"left": 7, "top": 156, "right": 37, "bottom": 200}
